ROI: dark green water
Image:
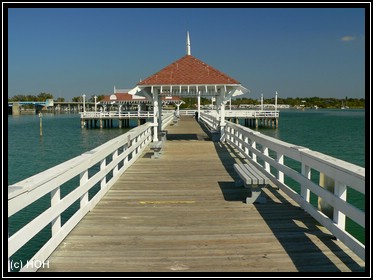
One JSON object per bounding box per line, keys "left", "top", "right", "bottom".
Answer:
{"left": 7, "top": 109, "right": 365, "bottom": 270}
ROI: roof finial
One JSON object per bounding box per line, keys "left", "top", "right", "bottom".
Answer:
{"left": 186, "top": 31, "right": 191, "bottom": 55}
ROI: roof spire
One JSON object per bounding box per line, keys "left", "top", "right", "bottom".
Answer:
{"left": 186, "top": 31, "right": 191, "bottom": 55}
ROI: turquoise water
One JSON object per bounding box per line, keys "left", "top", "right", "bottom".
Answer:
{"left": 7, "top": 110, "right": 365, "bottom": 270}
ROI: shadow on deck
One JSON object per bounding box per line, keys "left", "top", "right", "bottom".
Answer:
{"left": 203, "top": 121, "right": 365, "bottom": 272}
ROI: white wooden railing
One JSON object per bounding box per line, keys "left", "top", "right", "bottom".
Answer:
{"left": 224, "top": 110, "right": 279, "bottom": 118}
{"left": 223, "top": 121, "right": 365, "bottom": 261}
{"left": 80, "top": 110, "right": 279, "bottom": 119}
{"left": 80, "top": 111, "right": 154, "bottom": 118}
{"left": 161, "top": 112, "right": 174, "bottom": 130}
{"left": 199, "top": 112, "right": 220, "bottom": 131}
{"left": 8, "top": 123, "right": 153, "bottom": 272}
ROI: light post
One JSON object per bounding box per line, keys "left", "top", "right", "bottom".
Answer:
{"left": 94, "top": 95, "right": 97, "bottom": 112}
{"left": 261, "top": 94, "right": 264, "bottom": 111}
{"left": 82, "top": 94, "right": 86, "bottom": 114}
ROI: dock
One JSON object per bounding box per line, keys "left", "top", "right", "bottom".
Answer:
{"left": 38, "top": 116, "right": 364, "bottom": 272}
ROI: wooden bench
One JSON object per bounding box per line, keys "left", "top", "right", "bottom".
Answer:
{"left": 233, "top": 163, "right": 270, "bottom": 204}
{"left": 150, "top": 130, "right": 167, "bottom": 159}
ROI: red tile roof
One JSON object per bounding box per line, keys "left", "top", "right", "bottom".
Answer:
{"left": 100, "top": 93, "right": 141, "bottom": 102}
{"left": 137, "top": 55, "right": 240, "bottom": 86}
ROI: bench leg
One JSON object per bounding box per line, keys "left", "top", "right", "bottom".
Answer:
{"left": 151, "top": 149, "right": 162, "bottom": 159}
{"left": 245, "top": 187, "right": 266, "bottom": 204}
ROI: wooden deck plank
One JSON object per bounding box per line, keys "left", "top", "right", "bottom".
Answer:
{"left": 40, "top": 116, "right": 365, "bottom": 272}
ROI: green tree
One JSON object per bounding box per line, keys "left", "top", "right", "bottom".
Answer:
{"left": 72, "top": 96, "right": 82, "bottom": 102}
{"left": 55, "top": 97, "right": 65, "bottom": 102}
{"left": 37, "top": 92, "right": 54, "bottom": 101}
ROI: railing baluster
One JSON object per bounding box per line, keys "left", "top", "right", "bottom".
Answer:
{"left": 251, "top": 140, "right": 257, "bottom": 162}
{"left": 100, "top": 158, "right": 107, "bottom": 190}
{"left": 50, "top": 187, "right": 61, "bottom": 236}
{"left": 301, "top": 163, "right": 311, "bottom": 203}
{"left": 80, "top": 170, "right": 89, "bottom": 208}
{"left": 113, "top": 150, "right": 119, "bottom": 177}
{"left": 276, "top": 152, "right": 284, "bottom": 183}
{"left": 334, "top": 180, "right": 347, "bottom": 230}
{"left": 263, "top": 146, "right": 270, "bottom": 172}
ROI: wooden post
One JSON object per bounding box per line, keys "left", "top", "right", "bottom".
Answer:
{"left": 39, "top": 112, "right": 43, "bottom": 136}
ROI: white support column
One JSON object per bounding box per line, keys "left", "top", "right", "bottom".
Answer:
{"left": 158, "top": 93, "right": 162, "bottom": 133}
{"left": 220, "top": 97, "right": 226, "bottom": 127}
{"left": 275, "top": 91, "right": 278, "bottom": 115}
{"left": 219, "top": 89, "right": 226, "bottom": 142}
{"left": 152, "top": 87, "right": 159, "bottom": 142}
{"left": 197, "top": 91, "right": 201, "bottom": 121}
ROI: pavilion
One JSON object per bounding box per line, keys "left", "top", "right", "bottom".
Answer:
{"left": 99, "top": 88, "right": 184, "bottom": 112}
{"left": 132, "top": 32, "right": 249, "bottom": 141}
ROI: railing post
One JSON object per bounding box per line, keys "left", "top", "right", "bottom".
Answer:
{"left": 112, "top": 150, "right": 119, "bottom": 177}
{"left": 251, "top": 140, "right": 257, "bottom": 162}
{"left": 334, "top": 180, "right": 347, "bottom": 230}
{"left": 263, "top": 146, "right": 270, "bottom": 172}
{"left": 80, "top": 170, "right": 89, "bottom": 208}
{"left": 318, "top": 172, "right": 335, "bottom": 219}
{"left": 276, "top": 153, "right": 284, "bottom": 183}
{"left": 301, "top": 163, "right": 311, "bottom": 203}
{"left": 244, "top": 134, "right": 249, "bottom": 157}
{"left": 51, "top": 187, "right": 61, "bottom": 235}
{"left": 100, "top": 158, "right": 107, "bottom": 190}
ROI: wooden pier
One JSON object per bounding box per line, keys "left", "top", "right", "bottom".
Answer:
{"left": 39, "top": 116, "right": 364, "bottom": 272}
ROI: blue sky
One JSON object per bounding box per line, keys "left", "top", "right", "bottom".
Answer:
{"left": 7, "top": 5, "right": 367, "bottom": 101}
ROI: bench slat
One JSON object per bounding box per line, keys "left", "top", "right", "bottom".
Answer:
{"left": 233, "top": 163, "right": 270, "bottom": 186}
{"left": 242, "top": 164, "right": 269, "bottom": 184}
{"left": 234, "top": 164, "right": 253, "bottom": 184}
{"left": 241, "top": 164, "right": 262, "bottom": 185}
